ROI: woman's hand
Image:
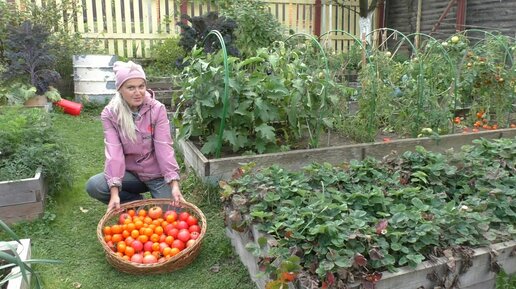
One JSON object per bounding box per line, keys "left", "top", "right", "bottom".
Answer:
{"left": 107, "top": 187, "right": 121, "bottom": 212}
{"left": 170, "top": 180, "right": 184, "bottom": 203}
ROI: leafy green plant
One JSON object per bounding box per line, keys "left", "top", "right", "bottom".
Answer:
{"left": 348, "top": 30, "right": 515, "bottom": 142}
{"left": 176, "top": 41, "right": 348, "bottom": 156}
{"left": 220, "top": 0, "right": 285, "bottom": 58}
{"left": 0, "top": 107, "right": 73, "bottom": 195}
{"left": 453, "top": 33, "right": 515, "bottom": 127}
{"left": 146, "top": 36, "right": 185, "bottom": 76}
{"left": 2, "top": 20, "right": 60, "bottom": 95}
{"left": 176, "top": 11, "right": 240, "bottom": 57}
{"left": 222, "top": 137, "right": 516, "bottom": 287}
{"left": 0, "top": 219, "right": 61, "bottom": 289}
{"left": 0, "top": 0, "right": 102, "bottom": 99}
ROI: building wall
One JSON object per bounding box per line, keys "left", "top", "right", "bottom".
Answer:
{"left": 385, "top": 0, "right": 516, "bottom": 41}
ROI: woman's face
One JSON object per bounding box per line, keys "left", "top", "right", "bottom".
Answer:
{"left": 119, "top": 78, "right": 146, "bottom": 111}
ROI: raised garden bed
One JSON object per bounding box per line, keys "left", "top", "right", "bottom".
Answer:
{"left": 178, "top": 128, "right": 516, "bottom": 182}
{"left": 221, "top": 136, "right": 516, "bottom": 289}
{"left": 226, "top": 224, "right": 515, "bottom": 289}
{"left": 0, "top": 239, "right": 31, "bottom": 289}
{"left": 147, "top": 76, "right": 181, "bottom": 108}
{"left": 0, "top": 168, "right": 47, "bottom": 225}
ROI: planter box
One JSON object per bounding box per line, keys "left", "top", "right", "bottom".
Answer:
{"left": 226, "top": 224, "right": 516, "bottom": 289}
{"left": 178, "top": 128, "right": 516, "bottom": 183}
{"left": 0, "top": 239, "right": 31, "bottom": 289}
{"left": 0, "top": 168, "right": 47, "bottom": 225}
{"left": 147, "top": 76, "right": 181, "bottom": 108}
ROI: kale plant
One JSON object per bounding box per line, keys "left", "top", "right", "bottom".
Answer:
{"left": 3, "top": 20, "right": 60, "bottom": 95}
{"left": 176, "top": 11, "right": 240, "bottom": 58}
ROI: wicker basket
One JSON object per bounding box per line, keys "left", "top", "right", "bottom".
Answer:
{"left": 96, "top": 198, "right": 207, "bottom": 275}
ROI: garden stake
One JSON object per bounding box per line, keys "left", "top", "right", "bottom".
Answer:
{"left": 203, "top": 30, "right": 230, "bottom": 158}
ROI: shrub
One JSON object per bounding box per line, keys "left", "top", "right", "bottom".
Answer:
{"left": 146, "top": 36, "right": 185, "bottom": 77}
{"left": 176, "top": 42, "right": 349, "bottom": 156}
{"left": 2, "top": 20, "right": 60, "bottom": 95}
{"left": 176, "top": 11, "right": 240, "bottom": 57}
{"left": 0, "top": 0, "right": 103, "bottom": 99}
{"left": 220, "top": 0, "right": 285, "bottom": 58}
{"left": 0, "top": 107, "right": 73, "bottom": 195}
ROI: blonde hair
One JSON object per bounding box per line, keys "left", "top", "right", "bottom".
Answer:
{"left": 107, "top": 92, "right": 137, "bottom": 142}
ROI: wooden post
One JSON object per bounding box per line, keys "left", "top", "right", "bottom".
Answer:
{"left": 456, "top": 0, "right": 467, "bottom": 31}
{"left": 314, "top": 0, "right": 322, "bottom": 37}
{"left": 181, "top": 0, "right": 188, "bottom": 24}
{"left": 415, "top": 0, "right": 422, "bottom": 49}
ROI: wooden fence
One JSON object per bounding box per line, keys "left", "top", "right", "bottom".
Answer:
{"left": 12, "top": 0, "right": 374, "bottom": 58}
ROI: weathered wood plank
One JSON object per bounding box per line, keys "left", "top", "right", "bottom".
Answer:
{"left": 0, "top": 202, "right": 44, "bottom": 225}
{"left": 181, "top": 128, "right": 516, "bottom": 182}
{"left": 226, "top": 218, "right": 516, "bottom": 289}
{"left": 371, "top": 240, "right": 516, "bottom": 289}
{"left": 208, "top": 143, "right": 364, "bottom": 180}
{"left": 0, "top": 169, "right": 47, "bottom": 224}
{"left": 178, "top": 139, "right": 210, "bottom": 178}
{"left": 0, "top": 170, "right": 44, "bottom": 207}
{"left": 364, "top": 129, "right": 512, "bottom": 160}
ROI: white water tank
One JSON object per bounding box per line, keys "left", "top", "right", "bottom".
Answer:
{"left": 73, "top": 54, "right": 117, "bottom": 103}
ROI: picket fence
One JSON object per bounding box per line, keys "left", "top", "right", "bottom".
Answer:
{"left": 13, "top": 0, "right": 374, "bottom": 58}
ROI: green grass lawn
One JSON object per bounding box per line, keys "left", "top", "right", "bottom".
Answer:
{"left": 7, "top": 109, "right": 256, "bottom": 289}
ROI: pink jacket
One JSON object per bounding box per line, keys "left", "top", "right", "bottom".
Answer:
{"left": 101, "top": 90, "right": 180, "bottom": 188}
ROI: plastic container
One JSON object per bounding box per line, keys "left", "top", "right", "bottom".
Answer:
{"left": 55, "top": 99, "right": 83, "bottom": 116}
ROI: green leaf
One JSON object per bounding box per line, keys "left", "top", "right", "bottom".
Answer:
{"left": 411, "top": 171, "right": 428, "bottom": 183}
{"left": 0, "top": 220, "right": 21, "bottom": 244}
{"left": 257, "top": 236, "right": 268, "bottom": 247}
{"left": 200, "top": 134, "right": 220, "bottom": 155}
{"left": 411, "top": 198, "right": 429, "bottom": 211}
{"left": 255, "top": 124, "right": 276, "bottom": 142}
{"left": 334, "top": 255, "right": 352, "bottom": 268}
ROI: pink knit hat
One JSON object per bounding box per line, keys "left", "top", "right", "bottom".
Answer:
{"left": 113, "top": 61, "right": 146, "bottom": 90}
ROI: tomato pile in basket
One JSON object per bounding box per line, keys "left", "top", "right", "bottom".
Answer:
{"left": 101, "top": 206, "right": 201, "bottom": 264}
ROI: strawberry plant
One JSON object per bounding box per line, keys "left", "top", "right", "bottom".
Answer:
{"left": 222, "top": 137, "right": 516, "bottom": 287}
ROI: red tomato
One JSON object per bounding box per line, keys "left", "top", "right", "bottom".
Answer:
{"left": 131, "top": 240, "right": 143, "bottom": 252}
{"left": 143, "top": 254, "right": 158, "bottom": 264}
{"left": 131, "top": 253, "right": 143, "bottom": 263}
{"left": 167, "top": 228, "right": 179, "bottom": 239}
{"left": 177, "top": 229, "right": 191, "bottom": 242}
{"left": 188, "top": 225, "right": 201, "bottom": 233}
{"left": 186, "top": 215, "right": 198, "bottom": 226}
{"left": 171, "top": 239, "right": 185, "bottom": 251}
{"left": 186, "top": 239, "right": 196, "bottom": 248}
{"left": 159, "top": 242, "right": 169, "bottom": 253}
{"left": 179, "top": 212, "right": 190, "bottom": 222}
{"left": 148, "top": 206, "right": 163, "bottom": 219}
{"left": 176, "top": 221, "right": 189, "bottom": 230}
{"left": 190, "top": 231, "right": 200, "bottom": 240}
{"left": 119, "top": 213, "right": 131, "bottom": 225}
{"left": 143, "top": 241, "right": 154, "bottom": 252}
{"left": 164, "top": 210, "right": 178, "bottom": 223}
{"left": 164, "top": 223, "right": 175, "bottom": 233}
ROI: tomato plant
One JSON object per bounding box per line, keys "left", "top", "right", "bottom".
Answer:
{"left": 176, "top": 41, "right": 348, "bottom": 156}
